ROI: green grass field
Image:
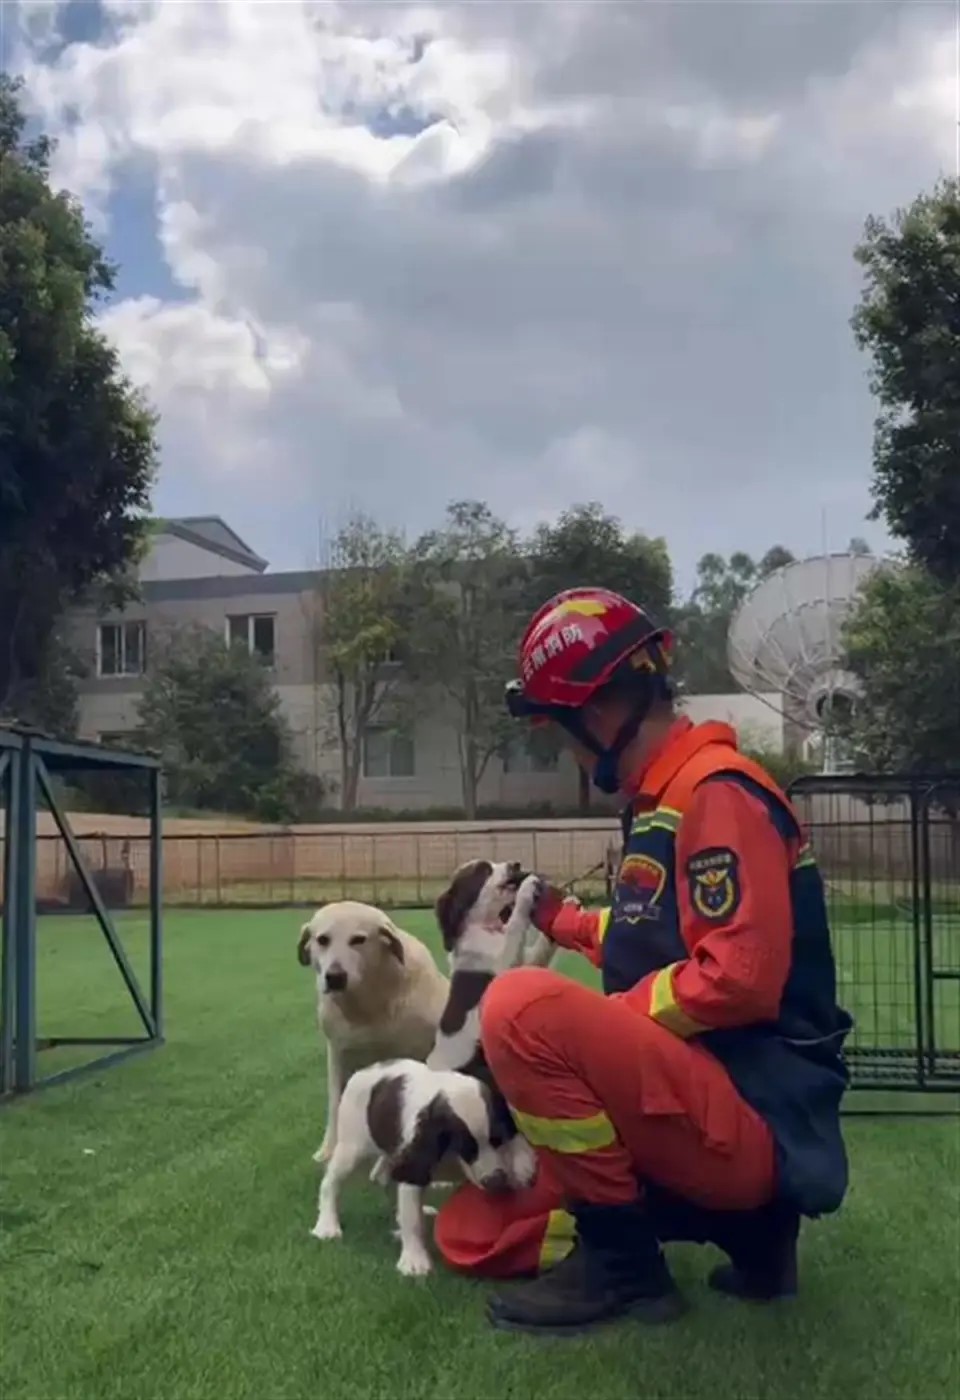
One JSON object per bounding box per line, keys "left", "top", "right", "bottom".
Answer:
{"left": 1, "top": 909, "right": 958, "bottom": 1400}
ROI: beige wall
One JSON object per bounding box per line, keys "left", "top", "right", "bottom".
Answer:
{"left": 682, "top": 691, "right": 784, "bottom": 749}
{"left": 66, "top": 582, "right": 321, "bottom": 711}
{"left": 139, "top": 533, "right": 258, "bottom": 582}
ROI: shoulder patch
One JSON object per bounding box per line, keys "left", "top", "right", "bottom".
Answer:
{"left": 686, "top": 847, "right": 741, "bottom": 922}
{"left": 615, "top": 853, "right": 668, "bottom": 923}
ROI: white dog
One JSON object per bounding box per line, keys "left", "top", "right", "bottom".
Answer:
{"left": 297, "top": 902, "right": 450, "bottom": 1163}
{"left": 311, "top": 1058, "right": 538, "bottom": 1276}
{"left": 428, "top": 860, "right": 554, "bottom": 1080}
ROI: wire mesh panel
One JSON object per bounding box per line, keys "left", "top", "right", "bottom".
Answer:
{"left": 789, "top": 773, "right": 960, "bottom": 1092}
{"left": 84, "top": 823, "right": 619, "bottom": 909}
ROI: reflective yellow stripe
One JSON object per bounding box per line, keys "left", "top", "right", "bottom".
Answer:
{"left": 631, "top": 804, "right": 681, "bottom": 836}
{"left": 597, "top": 907, "right": 612, "bottom": 943}
{"left": 649, "top": 963, "right": 707, "bottom": 1040}
{"left": 538, "top": 1209, "right": 577, "bottom": 1271}
{"left": 512, "top": 1108, "right": 618, "bottom": 1154}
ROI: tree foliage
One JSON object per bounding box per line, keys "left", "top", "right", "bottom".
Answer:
{"left": 842, "top": 565, "right": 960, "bottom": 774}
{"left": 408, "top": 501, "right": 526, "bottom": 818}
{"left": 673, "top": 546, "right": 795, "bottom": 694}
{"left": 525, "top": 503, "right": 673, "bottom": 616}
{"left": 138, "top": 627, "right": 324, "bottom": 822}
{"left": 843, "top": 180, "right": 960, "bottom": 779}
{"left": 0, "top": 74, "right": 156, "bottom": 730}
{"left": 852, "top": 179, "right": 960, "bottom": 584}
{"left": 316, "top": 513, "right": 417, "bottom": 812}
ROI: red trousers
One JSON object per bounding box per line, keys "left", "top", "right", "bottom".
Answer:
{"left": 435, "top": 968, "right": 776, "bottom": 1278}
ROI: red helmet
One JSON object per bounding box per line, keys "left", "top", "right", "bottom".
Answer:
{"left": 505, "top": 587, "right": 671, "bottom": 719}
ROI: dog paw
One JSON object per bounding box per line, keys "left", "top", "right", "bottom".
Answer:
{"left": 515, "top": 873, "right": 542, "bottom": 919}
{"left": 313, "top": 1140, "right": 334, "bottom": 1164}
{"left": 397, "top": 1248, "right": 433, "bottom": 1277}
{"left": 310, "top": 1217, "right": 342, "bottom": 1241}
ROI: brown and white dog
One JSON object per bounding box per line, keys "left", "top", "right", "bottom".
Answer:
{"left": 427, "top": 859, "right": 554, "bottom": 1082}
{"left": 311, "top": 1058, "right": 537, "bottom": 1276}
{"left": 297, "top": 902, "right": 450, "bottom": 1163}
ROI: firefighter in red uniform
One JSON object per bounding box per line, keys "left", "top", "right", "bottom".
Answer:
{"left": 434, "top": 587, "right": 852, "bottom": 1335}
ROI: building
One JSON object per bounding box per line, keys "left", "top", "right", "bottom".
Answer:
{"left": 66, "top": 518, "right": 786, "bottom": 811}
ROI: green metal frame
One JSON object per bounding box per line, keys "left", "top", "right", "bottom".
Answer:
{"left": 0, "top": 727, "right": 164, "bottom": 1099}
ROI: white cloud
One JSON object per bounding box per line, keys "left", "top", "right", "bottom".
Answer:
{"left": 11, "top": 0, "right": 958, "bottom": 586}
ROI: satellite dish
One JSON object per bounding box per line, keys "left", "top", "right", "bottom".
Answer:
{"left": 727, "top": 553, "right": 879, "bottom": 771}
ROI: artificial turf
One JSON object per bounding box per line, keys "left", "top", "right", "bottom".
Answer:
{"left": 0, "top": 908, "right": 958, "bottom": 1400}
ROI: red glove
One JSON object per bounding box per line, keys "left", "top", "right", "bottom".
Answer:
{"left": 530, "top": 881, "right": 572, "bottom": 938}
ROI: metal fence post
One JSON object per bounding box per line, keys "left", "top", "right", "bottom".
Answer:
{"left": 909, "top": 786, "right": 926, "bottom": 1088}
{"left": 13, "top": 745, "right": 37, "bottom": 1093}
{"left": 149, "top": 766, "right": 164, "bottom": 1040}
{"left": 1, "top": 744, "right": 20, "bottom": 1097}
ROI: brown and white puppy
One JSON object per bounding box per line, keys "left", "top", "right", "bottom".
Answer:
{"left": 297, "top": 902, "right": 449, "bottom": 1163}
{"left": 427, "top": 860, "right": 553, "bottom": 1082}
{"left": 311, "top": 1058, "right": 537, "bottom": 1276}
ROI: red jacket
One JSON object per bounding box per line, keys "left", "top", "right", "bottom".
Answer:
{"left": 550, "top": 718, "right": 803, "bottom": 1038}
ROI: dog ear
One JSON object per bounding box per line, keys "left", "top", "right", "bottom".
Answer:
{"left": 434, "top": 885, "right": 459, "bottom": 952}
{"left": 481, "top": 1082, "right": 518, "bottom": 1147}
{"left": 388, "top": 1095, "right": 458, "bottom": 1187}
{"left": 435, "top": 861, "right": 492, "bottom": 951}
{"left": 377, "top": 924, "right": 405, "bottom": 964}
{"left": 296, "top": 925, "right": 312, "bottom": 967}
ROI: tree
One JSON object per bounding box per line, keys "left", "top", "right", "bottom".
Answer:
{"left": 525, "top": 503, "right": 674, "bottom": 810}
{"left": 138, "top": 626, "right": 321, "bottom": 822}
{"left": 842, "top": 181, "right": 960, "bottom": 784}
{"left": 0, "top": 76, "right": 157, "bottom": 730}
{"left": 852, "top": 179, "right": 960, "bottom": 584}
{"left": 407, "top": 501, "right": 527, "bottom": 819}
{"left": 526, "top": 504, "right": 673, "bottom": 615}
{"left": 674, "top": 547, "right": 794, "bottom": 694}
{"left": 315, "top": 513, "right": 417, "bottom": 812}
{"left": 842, "top": 564, "right": 960, "bottom": 774}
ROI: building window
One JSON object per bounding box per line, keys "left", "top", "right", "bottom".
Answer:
{"left": 502, "top": 738, "right": 559, "bottom": 774}
{"left": 363, "top": 728, "right": 415, "bottom": 779}
{"left": 98, "top": 621, "right": 146, "bottom": 677}
{"left": 227, "top": 613, "right": 276, "bottom": 665}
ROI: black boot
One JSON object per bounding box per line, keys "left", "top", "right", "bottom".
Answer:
{"left": 645, "top": 1186, "right": 800, "bottom": 1302}
{"left": 486, "top": 1200, "right": 687, "bottom": 1336}
{"left": 706, "top": 1199, "right": 800, "bottom": 1301}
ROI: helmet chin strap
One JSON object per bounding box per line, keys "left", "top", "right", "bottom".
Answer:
{"left": 555, "top": 706, "right": 649, "bottom": 796}
{"left": 555, "top": 675, "right": 670, "bottom": 795}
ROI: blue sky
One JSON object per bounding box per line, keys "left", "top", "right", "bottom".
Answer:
{"left": 6, "top": 2, "right": 179, "bottom": 305}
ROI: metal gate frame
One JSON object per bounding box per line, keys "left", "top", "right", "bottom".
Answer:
{"left": 917, "top": 778, "right": 960, "bottom": 1087}
{"left": 789, "top": 771, "right": 960, "bottom": 1096}
{"left": 0, "top": 726, "right": 164, "bottom": 1099}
